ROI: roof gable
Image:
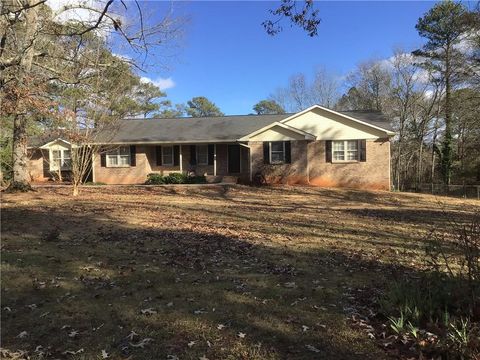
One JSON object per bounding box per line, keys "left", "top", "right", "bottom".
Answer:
{"left": 280, "top": 105, "right": 394, "bottom": 139}
{"left": 239, "top": 122, "right": 315, "bottom": 141}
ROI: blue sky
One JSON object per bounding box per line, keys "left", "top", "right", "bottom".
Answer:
{"left": 135, "top": 1, "right": 440, "bottom": 115}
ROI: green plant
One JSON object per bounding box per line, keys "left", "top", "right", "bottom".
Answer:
{"left": 407, "top": 322, "right": 420, "bottom": 339}
{"left": 447, "top": 318, "right": 470, "bottom": 348}
{"left": 185, "top": 175, "right": 207, "bottom": 184}
{"left": 145, "top": 173, "right": 165, "bottom": 185}
{"left": 164, "top": 172, "right": 187, "bottom": 184}
{"left": 388, "top": 311, "right": 405, "bottom": 334}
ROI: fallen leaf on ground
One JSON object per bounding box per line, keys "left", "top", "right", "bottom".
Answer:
{"left": 140, "top": 308, "right": 157, "bottom": 316}
{"left": 126, "top": 330, "right": 138, "bottom": 340}
{"left": 305, "top": 345, "right": 321, "bottom": 353}
{"left": 129, "top": 338, "right": 153, "bottom": 348}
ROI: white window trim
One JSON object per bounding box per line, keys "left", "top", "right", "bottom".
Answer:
{"left": 332, "top": 140, "right": 359, "bottom": 163}
{"left": 106, "top": 146, "right": 131, "bottom": 168}
{"left": 49, "top": 149, "right": 71, "bottom": 171}
{"left": 269, "top": 141, "right": 286, "bottom": 165}
{"left": 196, "top": 145, "right": 209, "bottom": 166}
{"left": 162, "top": 145, "right": 174, "bottom": 166}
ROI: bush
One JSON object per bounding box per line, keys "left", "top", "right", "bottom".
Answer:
{"left": 164, "top": 173, "right": 187, "bottom": 184}
{"left": 185, "top": 175, "right": 207, "bottom": 184}
{"left": 145, "top": 173, "right": 165, "bottom": 185}
{"left": 145, "top": 173, "right": 206, "bottom": 185}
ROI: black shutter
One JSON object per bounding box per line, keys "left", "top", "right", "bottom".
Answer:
{"left": 130, "top": 145, "right": 136, "bottom": 166}
{"left": 263, "top": 142, "right": 270, "bottom": 164}
{"left": 285, "top": 141, "right": 291, "bottom": 164}
{"left": 100, "top": 152, "right": 106, "bottom": 167}
{"left": 359, "top": 140, "right": 367, "bottom": 162}
{"left": 156, "top": 146, "right": 162, "bottom": 166}
{"left": 326, "top": 140, "right": 332, "bottom": 163}
{"left": 208, "top": 144, "right": 214, "bottom": 165}
{"left": 190, "top": 145, "right": 197, "bottom": 165}
{"left": 173, "top": 145, "right": 180, "bottom": 166}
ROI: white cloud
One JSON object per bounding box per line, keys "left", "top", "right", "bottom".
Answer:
{"left": 140, "top": 76, "right": 175, "bottom": 91}
{"left": 46, "top": 0, "right": 118, "bottom": 38}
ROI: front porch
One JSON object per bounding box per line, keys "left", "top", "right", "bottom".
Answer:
{"left": 145, "top": 143, "right": 251, "bottom": 183}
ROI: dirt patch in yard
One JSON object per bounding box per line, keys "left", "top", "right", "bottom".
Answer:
{"left": 1, "top": 185, "right": 478, "bottom": 359}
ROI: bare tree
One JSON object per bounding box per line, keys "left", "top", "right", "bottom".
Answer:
{"left": 270, "top": 68, "right": 340, "bottom": 112}
{"left": 310, "top": 67, "right": 339, "bottom": 108}
{"left": 0, "top": 0, "right": 183, "bottom": 191}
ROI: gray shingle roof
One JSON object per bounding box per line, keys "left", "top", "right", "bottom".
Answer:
{"left": 30, "top": 109, "right": 394, "bottom": 147}
{"left": 99, "top": 114, "right": 291, "bottom": 143}
{"left": 338, "top": 110, "right": 394, "bottom": 132}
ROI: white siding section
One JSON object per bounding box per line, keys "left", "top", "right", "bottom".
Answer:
{"left": 249, "top": 125, "right": 307, "bottom": 141}
{"left": 283, "top": 107, "right": 387, "bottom": 140}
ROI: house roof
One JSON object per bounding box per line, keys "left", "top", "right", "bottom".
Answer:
{"left": 31, "top": 107, "right": 394, "bottom": 147}
{"left": 96, "top": 114, "right": 291, "bottom": 144}
{"left": 338, "top": 110, "right": 394, "bottom": 132}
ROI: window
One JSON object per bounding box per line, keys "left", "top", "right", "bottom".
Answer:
{"left": 50, "top": 149, "right": 71, "bottom": 170}
{"left": 197, "top": 145, "right": 208, "bottom": 165}
{"left": 106, "top": 146, "right": 130, "bottom": 167}
{"left": 332, "top": 140, "right": 359, "bottom": 162}
{"left": 162, "top": 146, "right": 174, "bottom": 166}
{"left": 270, "top": 141, "right": 285, "bottom": 164}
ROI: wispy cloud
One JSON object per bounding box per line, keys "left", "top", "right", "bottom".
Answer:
{"left": 140, "top": 76, "right": 176, "bottom": 91}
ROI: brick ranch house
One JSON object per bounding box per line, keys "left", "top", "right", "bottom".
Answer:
{"left": 28, "top": 105, "right": 395, "bottom": 190}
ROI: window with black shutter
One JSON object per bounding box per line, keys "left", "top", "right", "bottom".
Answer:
{"left": 173, "top": 145, "right": 180, "bottom": 166}
{"left": 190, "top": 145, "right": 197, "bottom": 165}
{"left": 156, "top": 146, "right": 162, "bottom": 166}
{"left": 207, "top": 144, "right": 214, "bottom": 165}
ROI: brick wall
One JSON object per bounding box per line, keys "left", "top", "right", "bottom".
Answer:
{"left": 308, "top": 139, "right": 390, "bottom": 190}
{"left": 28, "top": 149, "right": 49, "bottom": 181}
{"left": 93, "top": 144, "right": 236, "bottom": 184}
{"left": 249, "top": 141, "right": 309, "bottom": 185}
{"left": 250, "top": 139, "right": 390, "bottom": 190}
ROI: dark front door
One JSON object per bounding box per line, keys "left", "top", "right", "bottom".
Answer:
{"left": 228, "top": 145, "right": 241, "bottom": 173}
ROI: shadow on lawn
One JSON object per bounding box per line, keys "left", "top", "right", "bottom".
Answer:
{"left": 2, "top": 191, "right": 468, "bottom": 360}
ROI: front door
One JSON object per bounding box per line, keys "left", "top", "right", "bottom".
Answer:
{"left": 228, "top": 145, "right": 241, "bottom": 174}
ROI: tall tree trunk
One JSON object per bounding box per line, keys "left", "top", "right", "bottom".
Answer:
{"left": 11, "top": 115, "right": 31, "bottom": 189}
{"left": 441, "top": 43, "right": 453, "bottom": 185}
{"left": 417, "top": 140, "right": 424, "bottom": 189}
{"left": 8, "top": 0, "right": 39, "bottom": 191}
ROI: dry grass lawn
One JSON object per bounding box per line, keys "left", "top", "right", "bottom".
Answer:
{"left": 1, "top": 185, "right": 479, "bottom": 359}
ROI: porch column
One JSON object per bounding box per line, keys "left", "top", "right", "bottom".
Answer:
{"left": 213, "top": 144, "right": 217, "bottom": 176}
{"left": 179, "top": 145, "right": 183, "bottom": 173}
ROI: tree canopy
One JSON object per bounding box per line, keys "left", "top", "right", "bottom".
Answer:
{"left": 253, "top": 100, "right": 285, "bottom": 114}
{"left": 185, "top": 97, "right": 224, "bottom": 117}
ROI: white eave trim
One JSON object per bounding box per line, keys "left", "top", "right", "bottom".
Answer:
{"left": 238, "top": 121, "right": 316, "bottom": 141}
{"left": 280, "top": 105, "right": 395, "bottom": 136}
{"left": 92, "top": 139, "right": 239, "bottom": 145}
{"left": 38, "top": 138, "right": 72, "bottom": 149}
